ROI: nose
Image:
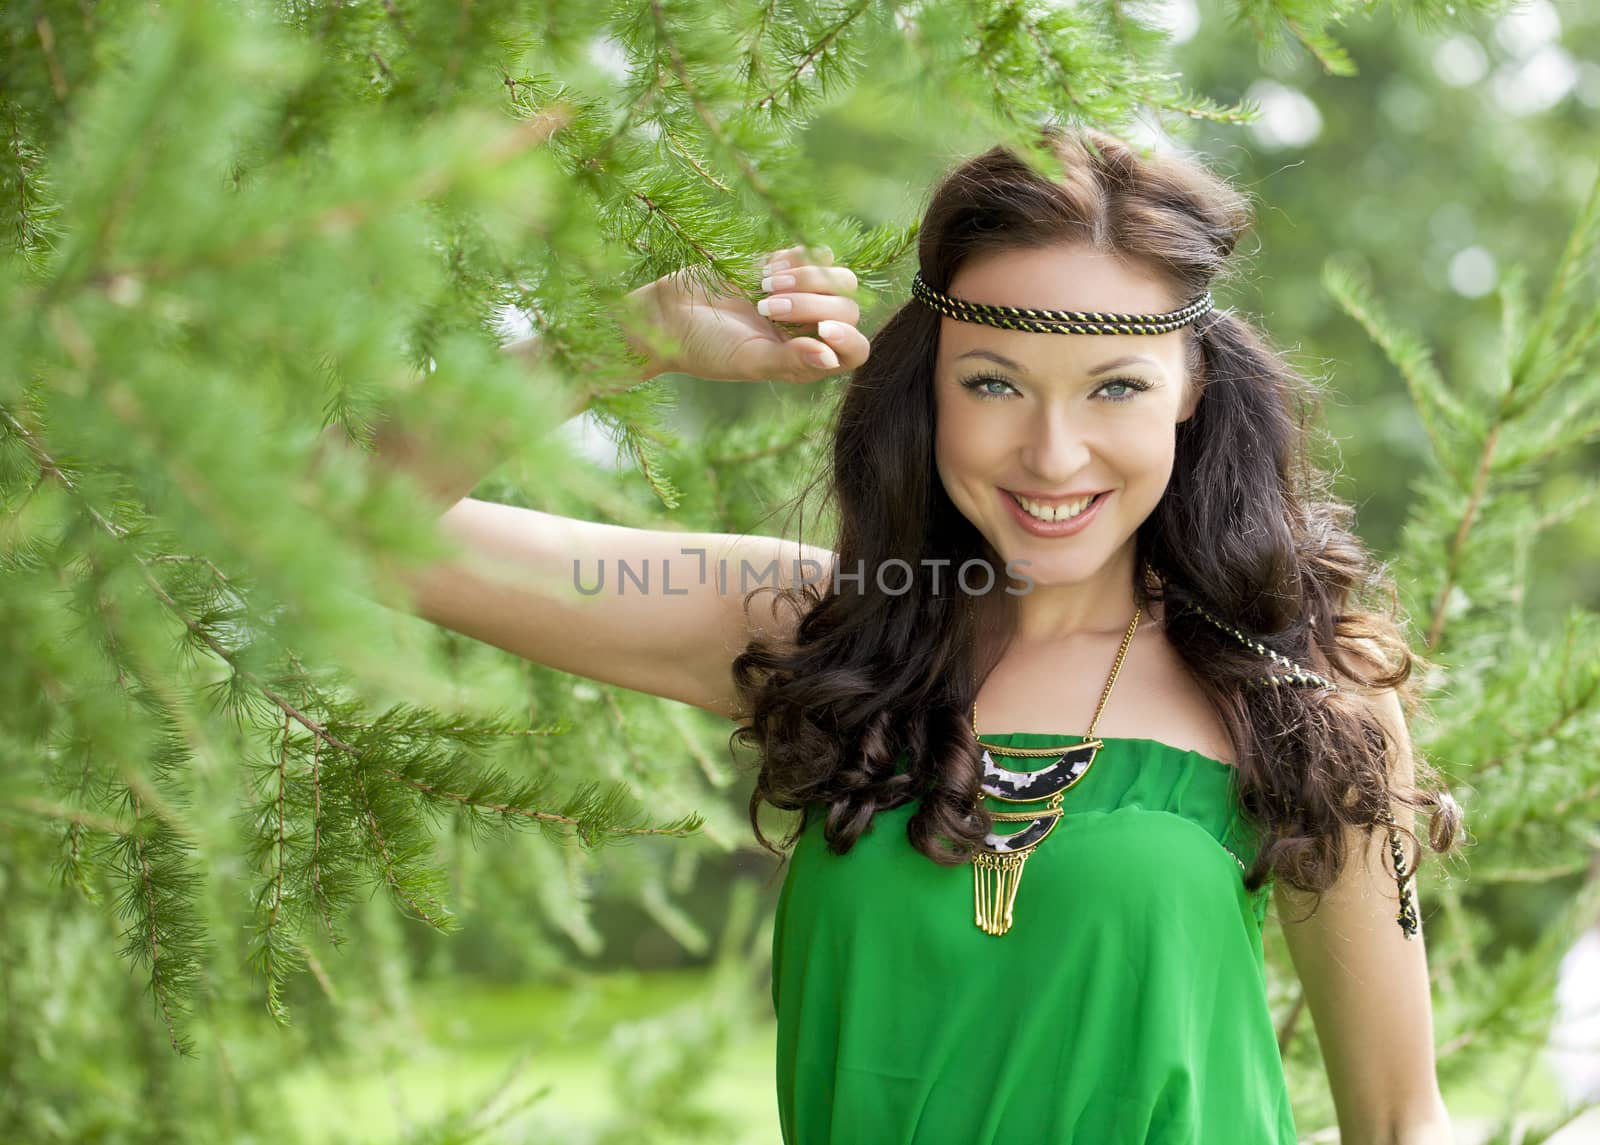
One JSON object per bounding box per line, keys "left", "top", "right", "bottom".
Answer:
{"left": 1019, "top": 403, "right": 1092, "bottom": 486}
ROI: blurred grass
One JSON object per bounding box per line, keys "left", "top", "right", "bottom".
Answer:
{"left": 277, "top": 966, "right": 1588, "bottom": 1144}
{"left": 279, "top": 967, "right": 781, "bottom": 1143}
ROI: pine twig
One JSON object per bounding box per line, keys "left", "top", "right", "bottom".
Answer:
{"left": 648, "top": 0, "right": 798, "bottom": 232}
{"left": 0, "top": 401, "right": 697, "bottom": 840}
{"left": 752, "top": 0, "right": 870, "bottom": 114}
{"left": 128, "top": 789, "right": 188, "bottom": 1055}
{"left": 1425, "top": 421, "right": 1501, "bottom": 651}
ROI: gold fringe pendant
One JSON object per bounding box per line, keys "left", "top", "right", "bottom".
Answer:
{"left": 971, "top": 793, "right": 1065, "bottom": 936}
{"left": 974, "top": 848, "right": 1032, "bottom": 936}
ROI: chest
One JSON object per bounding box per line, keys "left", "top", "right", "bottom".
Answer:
{"left": 974, "top": 626, "right": 1237, "bottom": 766}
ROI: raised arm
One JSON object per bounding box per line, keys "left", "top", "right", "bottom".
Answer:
{"left": 319, "top": 246, "right": 863, "bottom": 720}
{"left": 408, "top": 503, "right": 835, "bottom": 718}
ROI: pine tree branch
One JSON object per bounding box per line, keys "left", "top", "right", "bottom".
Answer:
{"left": 33, "top": 13, "right": 69, "bottom": 100}
{"left": 1527, "top": 302, "right": 1600, "bottom": 413}
{"left": 1475, "top": 620, "right": 1595, "bottom": 775}
{"left": 340, "top": 719, "right": 569, "bottom": 736}
{"left": 369, "top": 49, "right": 397, "bottom": 86}
{"left": 1281, "top": 15, "right": 1355, "bottom": 76}
{"left": 649, "top": 0, "right": 786, "bottom": 220}
{"left": 1322, "top": 257, "right": 1473, "bottom": 474}
{"left": 301, "top": 943, "right": 340, "bottom": 1002}
{"left": 352, "top": 762, "right": 453, "bottom": 928}
{"left": 269, "top": 712, "right": 291, "bottom": 935}
{"left": 1425, "top": 421, "right": 1500, "bottom": 650}
{"left": 389, "top": 769, "right": 698, "bottom": 835}
{"left": 127, "top": 789, "right": 190, "bottom": 1056}
{"left": 1, "top": 797, "right": 128, "bottom": 834}
{"left": 735, "top": 0, "right": 784, "bottom": 95}
{"left": 1014, "top": 6, "right": 1100, "bottom": 124}
{"left": 308, "top": 734, "right": 343, "bottom": 947}
{"left": 47, "top": 108, "right": 570, "bottom": 296}
{"left": 0, "top": 400, "right": 699, "bottom": 841}
{"left": 659, "top": 119, "right": 735, "bottom": 195}
{"left": 752, "top": 0, "right": 871, "bottom": 114}
{"left": 1510, "top": 169, "right": 1600, "bottom": 403}
{"left": 631, "top": 189, "right": 724, "bottom": 266}
{"left": 148, "top": 552, "right": 234, "bottom": 579}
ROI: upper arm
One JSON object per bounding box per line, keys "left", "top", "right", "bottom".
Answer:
{"left": 396, "top": 497, "right": 834, "bottom": 720}
{"left": 1272, "top": 683, "right": 1451, "bottom": 1139}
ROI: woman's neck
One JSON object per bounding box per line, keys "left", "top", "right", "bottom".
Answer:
{"left": 1003, "top": 548, "right": 1154, "bottom": 643}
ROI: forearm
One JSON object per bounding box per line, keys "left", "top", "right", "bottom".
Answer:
{"left": 1340, "top": 1106, "right": 1456, "bottom": 1145}
{"left": 1394, "top": 1113, "right": 1456, "bottom": 1145}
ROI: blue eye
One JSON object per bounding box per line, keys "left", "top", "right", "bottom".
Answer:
{"left": 959, "top": 373, "right": 1018, "bottom": 399}
{"left": 957, "top": 373, "right": 1153, "bottom": 402}
{"left": 1095, "top": 377, "right": 1151, "bottom": 401}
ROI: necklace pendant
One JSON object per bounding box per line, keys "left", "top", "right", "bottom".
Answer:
{"left": 971, "top": 745, "right": 1090, "bottom": 937}
{"left": 972, "top": 790, "right": 1066, "bottom": 935}
{"left": 974, "top": 847, "right": 1031, "bottom": 936}
{"left": 977, "top": 739, "right": 1101, "bottom": 800}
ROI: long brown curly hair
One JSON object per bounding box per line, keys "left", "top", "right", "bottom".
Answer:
{"left": 729, "top": 125, "right": 1463, "bottom": 912}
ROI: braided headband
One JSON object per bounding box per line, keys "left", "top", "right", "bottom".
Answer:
{"left": 911, "top": 271, "right": 1213, "bottom": 335}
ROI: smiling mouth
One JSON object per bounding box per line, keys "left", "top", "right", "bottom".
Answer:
{"left": 1005, "top": 489, "right": 1106, "bottom": 523}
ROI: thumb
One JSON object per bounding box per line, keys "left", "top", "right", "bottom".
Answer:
{"left": 745, "top": 334, "right": 840, "bottom": 384}
{"left": 780, "top": 336, "right": 841, "bottom": 380}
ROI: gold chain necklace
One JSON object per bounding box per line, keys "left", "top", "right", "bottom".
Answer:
{"left": 968, "top": 606, "right": 1141, "bottom": 936}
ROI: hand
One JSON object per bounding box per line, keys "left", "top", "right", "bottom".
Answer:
{"left": 631, "top": 245, "right": 871, "bottom": 385}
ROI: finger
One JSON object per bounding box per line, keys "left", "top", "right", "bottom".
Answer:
{"left": 758, "top": 243, "right": 835, "bottom": 272}
{"left": 816, "top": 319, "right": 870, "bottom": 371}
{"left": 759, "top": 264, "right": 858, "bottom": 298}
{"left": 755, "top": 290, "right": 860, "bottom": 328}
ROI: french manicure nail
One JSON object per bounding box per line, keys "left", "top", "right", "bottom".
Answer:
{"left": 810, "top": 347, "right": 840, "bottom": 369}
{"left": 761, "top": 274, "right": 796, "bottom": 292}
{"left": 757, "top": 296, "right": 792, "bottom": 317}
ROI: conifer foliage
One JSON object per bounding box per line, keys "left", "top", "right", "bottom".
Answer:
{"left": 1314, "top": 174, "right": 1600, "bottom": 1136}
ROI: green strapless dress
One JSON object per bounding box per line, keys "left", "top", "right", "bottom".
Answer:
{"left": 769, "top": 733, "right": 1297, "bottom": 1144}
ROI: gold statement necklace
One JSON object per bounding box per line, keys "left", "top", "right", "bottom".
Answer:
{"left": 970, "top": 606, "right": 1141, "bottom": 936}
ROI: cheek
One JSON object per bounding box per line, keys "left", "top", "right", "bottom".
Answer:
{"left": 932, "top": 391, "right": 974, "bottom": 489}
{"left": 934, "top": 411, "right": 1008, "bottom": 509}
{"left": 1110, "top": 422, "right": 1180, "bottom": 502}
{"left": 1126, "top": 425, "right": 1177, "bottom": 470}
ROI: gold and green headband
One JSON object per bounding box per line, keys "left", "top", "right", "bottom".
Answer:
{"left": 911, "top": 271, "right": 1213, "bottom": 335}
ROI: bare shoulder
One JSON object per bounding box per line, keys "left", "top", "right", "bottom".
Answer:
{"left": 1142, "top": 623, "right": 1412, "bottom": 770}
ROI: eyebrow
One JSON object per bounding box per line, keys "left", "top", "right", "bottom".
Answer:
{"left": 955, "top": 349, "right": 1158, "bottom": 375}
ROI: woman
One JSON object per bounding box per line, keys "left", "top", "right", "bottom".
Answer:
{"left": 376, "top": 126, "right": 1462, "bottom": 1143}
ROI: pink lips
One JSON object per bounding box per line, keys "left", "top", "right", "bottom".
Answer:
{"left": 1000, "top": 487, "right": 1109, "bottom": 538}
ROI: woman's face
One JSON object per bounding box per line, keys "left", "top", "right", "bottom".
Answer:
{"left": 933, "top": 243, "right": 1199, "bottom": 590}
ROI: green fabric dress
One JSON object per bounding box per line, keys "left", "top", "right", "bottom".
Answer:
{"left": 769, "top": 733, "right": 1297, "bottom": 1145}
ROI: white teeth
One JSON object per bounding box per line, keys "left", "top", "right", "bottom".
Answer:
{"left": 1011, "top": 492, "right": 1096, "bottom": 522}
